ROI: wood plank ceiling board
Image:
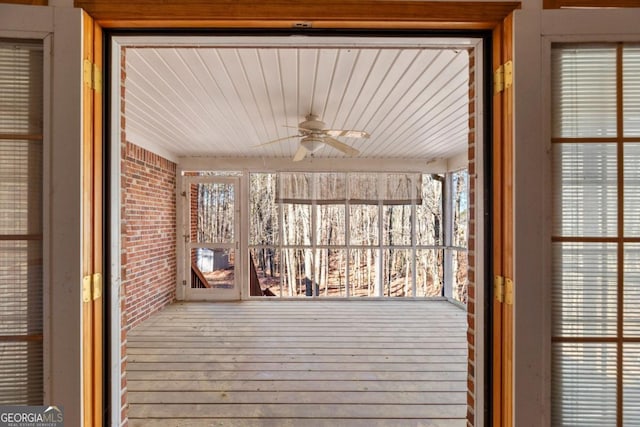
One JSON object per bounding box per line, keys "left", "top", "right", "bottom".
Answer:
{"left": 121, "top": 36, "right": 474, "bottom": 163}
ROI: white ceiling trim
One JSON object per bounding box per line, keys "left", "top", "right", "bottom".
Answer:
{"left": 115, "top": 35, "right": 480, "bottom": 49}
{"left": 178, "top": 156, "right": 452, "bottom": 174}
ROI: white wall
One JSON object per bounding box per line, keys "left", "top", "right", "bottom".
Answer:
{"left": 0, "top": 4, "right": 84, "bottom": 426}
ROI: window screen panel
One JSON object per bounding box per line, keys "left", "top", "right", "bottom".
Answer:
{"left": 315, "top": 172, "right": 346, "bottom": 203}
{"left": 416, "top": 249, "right": 443, "bottom": 297}
{"left": 624, "top": 46, "right": 640, "bottom": 136}
{"left": 282, "top": 204, "right": 311, "bottom": 246}
{"left": 624, "top": 144, "right": 640, "bottom": 236}
{"left": 551, "top": 46, "right": 617, "bottom": 138}
{"left": 249, "top": 173, "right": 278, "bottom": 245}
{"left": 452, "top": 170, "right": 468, "bottom": 248}
{"left": 317, "top": 205, "right": 345, "bottom": 245}
{"left": 416, "top": 175, "right": 442, "bottom": 246}
{"left": 349, "top": 204, "right": 379, "bottom": 246}
{"left": 552, "top": 143, "right": 617, "bottom": 237}
{"left": 383, "top": 249, "right": 412, "bottom": 297}
{"left": 552, "top": 342, "right": 617, "bottom": 426}
{"left": 552, "top": 242, "right": 617, "bottom": 337}
{"left": 383, "top": 205, "right": 411, "bottom": 246}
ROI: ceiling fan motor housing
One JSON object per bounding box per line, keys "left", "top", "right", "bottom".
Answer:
{"left": 299, "top": 114, "right": 326, "bottom": 132}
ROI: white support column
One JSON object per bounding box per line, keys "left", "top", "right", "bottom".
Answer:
{"left": 277, "top": 174, "right": 285, "bottom": 296}
{"left": 376, "top": 202, "right": 384, "bottom": 297}
{"left": 411, "top": 175, "right": 418, "bottom": 297}
{"left": 345, "top": 173, "right": 351, "bottom": 298}
{"left": 240, "top": 171, "right": 249, "bottom": 299}
{"left": 443, "top": 172, "right": 454, "bottom": 299}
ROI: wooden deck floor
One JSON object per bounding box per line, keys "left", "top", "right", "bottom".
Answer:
{"left": 126, "top": 299, "right": 468, "bottom": 427}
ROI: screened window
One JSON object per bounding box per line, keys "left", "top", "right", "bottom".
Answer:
{"left": 551, "top": 43, "right": 640, "bottom": 426}
{"left": 249, "top": 171, "right": 466, "bottom": 300}
{"left": 0, "top": 39, "right": 44, "bottom": 405}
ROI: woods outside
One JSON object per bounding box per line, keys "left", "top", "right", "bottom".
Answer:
{"left": 193, "top": 171, "right": 468, "bottom": 303}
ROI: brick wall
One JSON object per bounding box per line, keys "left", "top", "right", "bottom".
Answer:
{"left": 466, "top": 46, "right": 477, "bottom": 427}
{"left": 119, "top": 141, "right": 177, "bottom": 424}
{"left": 119, "top": 47, "right": 177, "bottom": 424}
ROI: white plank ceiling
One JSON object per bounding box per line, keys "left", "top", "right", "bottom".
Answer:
{"left": 122, "top": 36, "right": 472, "bottom": 163}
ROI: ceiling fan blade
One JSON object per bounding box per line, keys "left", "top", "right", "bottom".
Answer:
{"left": 326, "top": 129, "right": 370, "bottom": 139}
{"left": 293, "top": 145, "right": 308, "bottom": 162}
{"left": 324, "top": 137, "right": 360, "bottom": 157}
{"left": 253, "top": 134, "right": 299, "bottom": 148}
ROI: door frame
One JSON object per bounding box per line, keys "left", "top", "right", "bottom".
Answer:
{"left": 102, "top": 3, "right": 518, "bottom": 426}
{"left": 109, "top": 28, "right": 493, "bottom": 426}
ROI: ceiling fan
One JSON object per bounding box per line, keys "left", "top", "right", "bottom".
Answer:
{"left": 256, "top": 114, "right": 370, "bottom": 161}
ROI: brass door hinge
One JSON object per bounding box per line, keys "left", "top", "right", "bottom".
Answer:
{"left": 82, "top": 273, "right": 103, "bottom": 303}
{"left": 82, "top": 275, "right": 92, "bottom": 303}
{"left": 505, "top": 277, "right": 514, "bottom": 306}
{"left": 92, "top": 273, "right": 103, "bottom": 300}
{"left": 494, "top": 60, "right": 513, "bottom": 95}
{"left": 83, "top": 59, "right": 102, "bottom": 93}
{"left": 494, "top": 275, "right": 504, "bottom": 303}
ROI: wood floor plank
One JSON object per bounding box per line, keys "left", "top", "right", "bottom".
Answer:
{"left": 128, "top": 390, "right": 467, "bottom": 404}
{"left": 128, "top": 353, "right": 466, "bottom": 364}
{"left": 127, "top": 339, "right": 468, "bottom": 350}
{"left": 126, "top": 300, "right": 467, "bottom": 424}
{"left": 126, "top": 347, "right": 467, "bottom": 356}
{"left": 126, "top": 370, "right": 467, "bottom": 382}
{"left": 127, "top": 361, "right": 465, "bottom": 372}
{"left": 129, "top": 418, "right": 467, "bottom": 427}
{"left": 128, "top": 403, "right": 467, "bottom": 419}
{"left": 127, "top": 379, "right": 467, "bottom": 392}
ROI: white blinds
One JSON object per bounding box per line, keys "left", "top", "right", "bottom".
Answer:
{"left": 552, "top": 242, "right": 617, "bottom": 337}
{"left": 552, "top": 143, "right": 617, "bottom": 237}
{"left": 624, "top": 46, "right": 640, "bottom": 136}
{"left": 551, "top": 45, "right": 617, "bottom": 138}
{"left": 277, "top": 172, "right": 422, "bottom": 205}
{"left": 0, "top": 39, "right": 44, "bottom": 405}
{"left": 552, "top": 44, "right": 640, "bottom": 426}
{"left": 552, "top": 343, "right": 617, "bottom": 426}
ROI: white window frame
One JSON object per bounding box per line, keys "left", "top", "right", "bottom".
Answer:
{"left": 1, "top": 4, "right": 84, "bottom": 425}
{"left": 511, "top": 7, "right": 640, "bottom": 427}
